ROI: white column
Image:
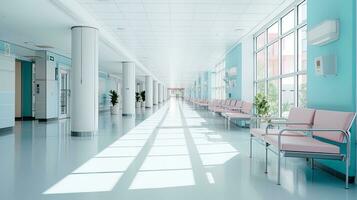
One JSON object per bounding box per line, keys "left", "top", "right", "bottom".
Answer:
{"left": 162, "top": 85, "right": 165, "bottom": 102}
{"left": 122, "top": 62, "right": 136, "bottom": 115}
{"left": 153, "top": 80, "right": 158, "bottom": 105}
{"left": 161, "top": 85, "right": 164, "bottom": 102}
{"left": 158, "top": 83, "right": 162, "bottom": 104}
{"left": 145, "top": 76, "right": 153, "bottom": 108}
{"left": 71, "top": 26, "right": 98, "bottom": 136}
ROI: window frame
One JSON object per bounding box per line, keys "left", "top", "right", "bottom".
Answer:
{"left": 253, "top": 0, "right": 307, "bottom": 117}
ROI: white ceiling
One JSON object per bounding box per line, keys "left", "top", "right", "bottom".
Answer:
{"left": 76, "top": 0, "right": 288, "bottom": 87}
{"left": 0, "top": 0, "right": 147, "bottom": 77}
{"left": 0, "top": 0, "right": 288, "bottom": 87}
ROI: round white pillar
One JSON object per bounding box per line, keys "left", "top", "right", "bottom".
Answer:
{"left": 71, "top": 26, "right": 98, "bottom": 136}
{"left": 122, "top": 62, "right": 135, "bottom": 115}
{"left": 153, "top": 80, "right": 158, "bottom": 105}
{"left": 158, "top": 83, "right": 162, "bottom": 104}
{"left": 145, "top": 76, "right": 153, "bottom": 108}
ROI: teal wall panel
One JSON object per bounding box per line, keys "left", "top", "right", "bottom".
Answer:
{"left": 200, "top": 72, "right": 209, "bottom": 99}
{"left": 21, "top": 61, "right": 33, "bottom": 117}
{"left": 307, "top": 0, "right": 356, "bottom": 176}
{"left": 225, "top": 44, "right": 242, "bottom": 99}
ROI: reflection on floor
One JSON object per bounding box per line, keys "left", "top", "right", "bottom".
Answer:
{"left": 1, "top": 99, "right": 357, "bottom": 200}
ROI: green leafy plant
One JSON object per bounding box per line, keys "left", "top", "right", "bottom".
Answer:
{"left": 135, "top": 92, "right": 141, "bottom": 102}
{"left": 140, "top": 91, "right": 146, "bottom": 102}
{"left": 109, "top": 90, "right": 119, "bottom": 106}
{"left": 254, "top": 93, "right": 270, "bottom": 118}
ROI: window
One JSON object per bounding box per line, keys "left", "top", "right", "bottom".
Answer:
{"left": 268, "top": 22, "right": 279, "bottom": 42}
{"left": 298, "top": 26, "right": 307, "bottom": 71}
{"left": 298, "top": 1, "right": 307, "bottom": 24}
{"left": 268, "top": 42, "right": 279, "bottom": 77}
{"left": 268, "top": 80, "right": 279, "bottom": 117}
{"left": 282, "top": 33, "right": 295, "bottom": 74}
{"left": 281, "top": 77, "right": 295, "bottom": 117}
{"left": 298, "top": 75, "right": 307, "bottom": 107}
{"left": 211, "top": 61, "right": 226, "bottom": 100}
{"left": 254, "top": 0, "right": 307, "bottom": 117}
{"left": 256, "top": 81, "right": 265, "bottom": 96}
{"left": 256, "top": 50, "right": 266, "bottom": 80}
{"left": 256, "top": 32, "right": 266, "bottom": 50}
{"left": 281, "top": 10, "right": 295, "bottom": 34}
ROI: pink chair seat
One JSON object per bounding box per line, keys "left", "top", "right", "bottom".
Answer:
{"left": 264, "top": 135, "right": 340, "bottom": 154}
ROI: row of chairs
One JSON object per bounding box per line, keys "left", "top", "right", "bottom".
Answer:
{"left": 250, "top": 107, "right": 356, "bottom": 189}
{"left": 186, "top": 97, "right": 356, "bottom": 188}
{"left": 186, "top": 98, "right": 209, "bottom": 108}
{"left": 208, "top": 99, "right": 253, "bottom": 128}
{"left": 186, "top": 98, "right": 253, "bottom": 128}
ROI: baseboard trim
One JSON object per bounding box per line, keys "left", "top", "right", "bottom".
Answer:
{"left": 38, "top": 118, "right": 58, "bottom": 122}
{"left": 0, "top": 127, "right": 13, "bottom": 135}
{"left": 314, "top": 161, "right": 355, "bottom": 183}
{"left": 71, "top": 131, "right": 94, "bottom": 137}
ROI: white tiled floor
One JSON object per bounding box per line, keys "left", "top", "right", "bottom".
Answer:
{"left": 0, "top": 99, "right": 357, "bottom": 200}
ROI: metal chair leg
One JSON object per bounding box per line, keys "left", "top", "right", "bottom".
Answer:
{"left": 265, "top": 143, "right": 268, "bottom": 174}
{"left": 277, "top": 151, "right": 281, "bottom": 185}
{"left": 249, "top": 134, "right": 253, "bottom": 158}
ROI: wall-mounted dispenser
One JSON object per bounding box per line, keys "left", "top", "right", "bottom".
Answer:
{"left": 308, "top": 19, "right": 339, "bottom": 46}
{"left": 314, "top": 55, "right": 337, "bottom": 76}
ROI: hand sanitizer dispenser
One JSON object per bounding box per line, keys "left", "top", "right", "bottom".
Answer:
{"left": 314, "top": 55, "right": 337, "bottom": 76}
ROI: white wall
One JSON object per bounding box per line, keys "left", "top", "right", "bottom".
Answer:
{"left": 0, "top": 54, "right": 15, "bottom": 128}
{"left": 241, "top": 35, "right": 254, "bottom": 102}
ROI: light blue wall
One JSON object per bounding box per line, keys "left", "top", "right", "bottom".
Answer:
{"left": 200, "top": 72, "right": 209, "bottom": 99}
{"left": 307, "top": 0, "right": 356, "bottom": 176}
{"left": 225, "top": 44, "right": 242, "bottom": 99}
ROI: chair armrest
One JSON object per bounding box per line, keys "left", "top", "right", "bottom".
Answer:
{"left": 278, "top": 128, "right": 350, "bottom": 143}
{"left": 269, "top": 122, "right": 311, "bottom": 126}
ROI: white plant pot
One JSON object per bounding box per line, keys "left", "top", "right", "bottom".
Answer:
{"left": 136, "top": 102, "right": 141, "bottom": 108}
{"left": 110, "top": 104, "right": 120, "bottom": 115}
{"left": 141, "top": 101, "right": 145, "bottom": 107}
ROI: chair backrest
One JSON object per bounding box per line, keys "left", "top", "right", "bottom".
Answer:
{"left": 231, "top": 100, "right": 238, "bottom": 107}
{"left": 312, "top": 110, "right": 355, "bottom": 143}
{"left": 241, "top": 102, "right": 253, "bottom": 114}
{"left": 235, "top": 101, "right": 243, "bottom": 108}
{"left": 286, "top": 107, "right": 316, "bottom": 129}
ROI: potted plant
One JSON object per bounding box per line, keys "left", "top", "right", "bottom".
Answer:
{"left": 135, "top": 92, "right": 141, "bottom": 108}
{"left": 109, "top": 90, "right": 120, "bottom": 115}
{"left": 254, "top": 93, "right": 270, "bottom": 126}
{"left": 140, "top": 91, "right": 146, "bottom": 107}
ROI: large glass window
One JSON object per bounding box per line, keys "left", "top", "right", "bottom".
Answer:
{"left": 211, "top": 61, "right": 226, "bottom": 100}
{"left": 298, "top": 1, "right": 307, "bottom": 24}
{"left": 281, "top": 10, "right": 295, "bottom": 34}
{"left": 298, "top": 75, "right": 307, "bottom": 107}
{"left": 256, "top": 32, "right": 266, "bottom": 50}
{"left": 298, "top": 26, "right": 307, "bottom": 71}
{"left": 282, "top": 33, "right": 295, "bottom": 74}
{"left": 268, "top": 80, "right": 279, "bottom": 117}
{"left": 254, "top": 0, "right": 307, "bottom": 117}
{"left": 268, "top": 22, "right": 279, "bottom": 42}
{"left": 256, "top": 50, "right": 266, "bottom": 80}
{"left": 281, "top": 77, "right": 295, "bottom": 117}
{"left": 268, "top": 42, "right": 279, "bottom": 77}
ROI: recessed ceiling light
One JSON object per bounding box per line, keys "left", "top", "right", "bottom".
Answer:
{"left": 24, "top": 41, "right": 36, "bottom": 45}
{"left": 117, "top": 27, "right": 125, "bottom": 31}
{"left": 234, "top": 27, "right": 245, "bottom": 31}
{"left": 35, "top": 45, "right": 54, "bottom": 49}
